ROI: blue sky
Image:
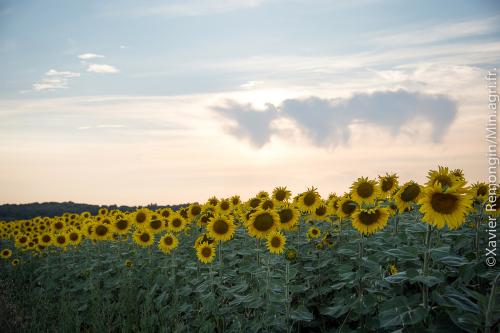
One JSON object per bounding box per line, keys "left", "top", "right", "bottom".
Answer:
{"left": 0, "top": 0, "right": 499, "bottom": 204}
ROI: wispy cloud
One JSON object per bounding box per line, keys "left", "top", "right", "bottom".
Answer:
{"left": 77, "top": 124, "right": 125, "bottom": 130}
{"left": 213, "top": 90, "right": 458, "bottom": 147}
{"left": 78, "top": 53, "right": 104, "bottom": 60}
{"left": 87, "top": 64, "right": 119, "bottom": 74}
{"left": 32, "top": 69, "right": 81, "bottom": 91}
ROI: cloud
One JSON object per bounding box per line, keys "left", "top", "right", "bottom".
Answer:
{"left": 212, "top": 100, "right": 279, "bottom": 147}
{"left": 77, "top": 124, "right": 125, "bottom": 130}
{"left": 87, "top": 64, "right": 119, "bottom": 74}
{"left": 240, "top": 81, "right": 263, "bottom": 89}
{"left": 78, "top": 53, "right": 104, "bottom": 60}
{"left": 213, "top": 90, "right": 457, "bottom": 147}
{"left": 32, "top": 69, "right": 81, "bottom": 91}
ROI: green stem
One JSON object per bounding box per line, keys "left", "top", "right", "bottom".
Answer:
{"left": 285, "top": 261, "right": 291, "bottom": 333}
{"left": 485, "top": 273, "right": 500, "bottom": 333}
{"left": 358, "top": 233, "right": 365, "bottom": 300}
{"left": 422, "top": 224, "right": 433, "bottom": 310}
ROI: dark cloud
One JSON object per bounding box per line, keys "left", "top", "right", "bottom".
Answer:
{"left": 213, "top": 90, "right": 457, "bottom": 147}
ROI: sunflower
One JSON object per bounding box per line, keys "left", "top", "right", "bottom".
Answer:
{"left": 307, "top": 226, "right": 321, "bottom": 240}
{"left": 230, "top": 195, "right": 241, "bottom": 206}
{"left": 1, "top": 248, "right": 12, "bottom": 259}
{"left": 246, "top": 209, "right": 280, "bottom": 239}
{"left": 125, "top": 260, "right": 133, "bottom": 268}
{"left": 451, "top": 168, "right": 465, "bottom": 181}
{"left": 217, "top": 199, "right": 232, "bottom": 215}
{"left": 312, "top": 202, "right": 329, "bottom": 221}
{"left": 188, "top": 203, "right": 203, "bottom": 218}
{"left": 54, "top": 233, "right": 69, "bottom": 249}
{"left": 351, "top": 177, "right": 381, "bottom": 205}
{"left": 266, "top": 231, "right": 286, "bottom": 254}
{"left": 94, "top": 222, "right": 112, "bottom": 241}
{"left": 389, "top": 264, "right": 398, "bottom": 275}
{"left": 336, "top": 196, "right": 358, "bottom": 219}
{"left": 285, "top": 248, "right": 297, "bottom": 261}
{"left": 426, "top": 166, "right": 460, "bottom": 188}
{"left": 206, "top": 196, "right": 219, "bottom": 209}
{"left": 194, "top": 233, "right": 215, "bottom": 249}
{"left": 196, "top": 242, "right": 216, "bottom": 264}
{"left": 146, "top": 214, "right": 164, "bottom": 234}
{"left": 168, "top": 213, "right": 187, "bottom": 233}
{"left": 131, "top": 208, "right": 151, "bottom": 229}
{"left": 179, "top": 208, "right": 189, "bottom": 220}
{"left": 11, "top": 259, "right": 19, "bottom": 266}
{"left": 326, "top": 194, "right": 340, "bottom": 215}
{"left": 296, "top": 187, "right": 322, "bottom": 212}
{"left": 419, "top": 182, "right": 473, "bottom": 230}
{"left": 470, "top": 182, "right": 489, "bottom": 203}
{"left": 378, "top": 173, "right": 399, "bottom": 197}
{"left": 352, "top": 207, "right": 390, "bottom": 235}
{"left": 277, "top": 205, "right": 300, "bottom": 231}
{"left": 158, "top": 233, "right": 179, "bottom": 254}
{"left": 394, "top": 181, "right": 422, "bottom": 212}
{"left": 207, "top": 214, "right": 236, "bottom": 242}
{"left": 98, "top": 207, "right": 108, "bottom": 216}
{"left": 132, "top": 229, "right": 155, "bottom": 247}
{"left": 112, "top": 217, "right": 131, "bottom": 235}
{"left": 67, "top": 230, "right": 82, "bottom": 246}
{"left": 159, "top": 208, "right": 173, "bottom": 219}
{"left": 260, "top": 199, "right": 275, "bottom": 210}
{"left": 39, "top": 233, "right": 54, "bottom": 247}
{"left": 247, "top": 197, "right": 262, "bottom": 210}
{"left": 197, "top": 212, "right": 214, "bottom": 228}
{"left": 52, "top": 219, "right": 65, "bottom": 233}
{"left": 272, "top": 186, "right": 291, "bottom": 204}
{"left": 257, "top": 191, "right": 270, "bottom": 199}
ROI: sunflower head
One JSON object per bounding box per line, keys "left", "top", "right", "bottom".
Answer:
{"left": 159, "top": 233, "right": 179, "bottom": 254}
{"left": 351, "top": 177, "right": 381, "bottom": 205}
{"left": 277, "top": 205, "right": 300, "bottom": 231}
{"left": 188, "top": 203, "right": 203, "bottom": 218}
{"left": 125, "top": 260, "right": 133, "bottom": 268}
{"left": 307, "top": 226, "right": 321, "bottom": 240}
{"left": 394, "top": 181, "right": 422, "bottom": 212}
{"left": 133, "top": 229, "right": 154, "bottom": 247}
{"left": 272, "top": 186, "right": 291, "bottom": 203}
{"left": 266, "top": 231, "right": 286, "bottom": 254}
{"left": 11, "top": 259, "right": 19, "bottom": 266}
{"left": 207, "top": 214, "right": 236, "bottom": 242}
{"left": 337, "top": 196, "right": 358, "bottom": 218}
{"left": 426, "top": 166, "right": 461, "bottom": 189}
{"left": 352, "top": 207, "right": 390, "bottom": 235}
{"left": 230, "top": 195, "right": 241, "bottom": 206}
{"left": 297, "top": 187, "right": 321, "bottom": 212}
{"left": 378, "top": 173, "right": 399, "bottom": 196}
{"left": 285, "top": 248, "right": 297, "bottom": 261}
{"left": 217, "top": 199, "right": 232, "bottom": 214}
{"left": 196, "top": 242, "right": 216, "bottom": 264}
{"left": 1, "top": 248, "right": 12, "bottom": 259}
{"left": 246, "top": 209, "right": 280, "bottom": 239}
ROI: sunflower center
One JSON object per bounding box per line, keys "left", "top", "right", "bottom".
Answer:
{"left": 140, "top": 233, "right": 150, "bottom": 242}
{"left": 220, "top": 201, "right": 230, "bottom": 210}
{"left": 430, "top": 192, "right": 458, "bottom": 214}
{"left": 357, "top": 183, "right": 374, "bottom": 198}
{"left": 262, "top": 200, "right": 274, "bottom": 210}
{"left": 477, "top": 186, "right": 488, "bottom": 196}
{"left": 41, "top": 235, "right": 50, "bottom": 243}
{"left": 209, "top": 198, "right": 218, "bottom": 206}
{"left": 315, "top": 206, "right": 327, "bottom": 216}
{"left": 279, "top": 209, "right": 293, "bottom": 224}
{"left": 303, "top": 192, "right": 316, "bottom": 206}
{"left": 401, "top": 184, "right": 421, "bottom": 202}
{"left": 54, "top": 221, "right": 64, "bottom": 230}
{"left": 271, "top": 237, "right": 281, "bottom": 248}
{"left": 250, "top": 198, "right": 261, "bottom": 208}
{"left": 201, "top": 247, "right": 212, "bottom": 258}
{"left": 180, "top": 210, "right": 188, "bottom": 218}
{"left": 341, "top": 201, "right": 356, "bottom": 215}
{"left": 172, "top": 218, "right": 182, "bottom": 228}
{"left": 116, "top": 219, "right": 128, "bottom": 230}
{"left": 136, "top": 212, "right": 147, "bottom": 223}
{"left": 253, "top": 213, "right": 275, "bottom": 231}
{"left": 57, "top": 236, "right": 66, "bottom": 244}
{"left": 213, "top": 219, "right": 229, "bottom": 234}
{"left": 312, "top": 229, "right": 318, "bottom": 235}
{"left": 95, "top": 225, "right": 108, "bottom": 236}
{"left": 275, "top": 190, "right": 287, "bottom": 201}
{"left": 164, "top": 237, "right": 173, "bottom": 246}
{"left": 69, "top": 233, "right": 78, "bottom": 241}
{"left": 232, "top": 198, "right": 240, "bottom": 205}
{"left": 358, "top": 210, "right": 381, "bottom": 225}
{"left": 191, "top": 206, "right": 202, "bottom": 215}
{"left": 150, "top": 219, "right": 162, "bottom": 230}
{"left": 381, "top": 179, "right": 394, "bottom": 192}
{"left": 161, "top": 210, "right": 170, "bottom": 218}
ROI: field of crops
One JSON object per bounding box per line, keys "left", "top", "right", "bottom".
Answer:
{"left": 1, "top": 167, "right": 499, "bottom": 332}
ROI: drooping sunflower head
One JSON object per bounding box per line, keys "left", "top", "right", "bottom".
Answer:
{"left": 246, "top": 209, "right": 280, "bottom": 239}
{"left": 260, "top": 199, "right": 275, "bottom": 210}
{"left": 132, "top": 229, "right": 154, "bottom": 247}
{"left": 419, "top": 182, "right": 473, "bottom": 230}
{"left": 350, "top": 177, "right": 381, "bottom": 205}
{"left": 277, "top": 205, "right": 300, "bottom": 231}
{"left": 312, "top": 201, "right": 329, "bottom": 221}
{"left": 266, "top": 231, "right": 286, "bottom": 254}
{"left": 194, "top": 233, "right": 215, "bottom": 249}
{"left": 470, "top": 182, "right": 489, "bottom": 202}
{"left": 179, "top": 207, "right": 189, "bottom": 220}
{"left": 378, "top": 173, "right": 399, "bottom": 196}
{"left": 285, "top": 248, "right": 297, "bottom": 261}
{"left": 426, "top": 166, "right": 460, "bottom": 189}
{"left": 395, "top": 181, "right": 422, "bottom": 212}
{"left": 197, "top": 211, "right": 214, "bottom": 228}
{"left": 307, "top": 226, "right": 321, "bottom": 240}
{"left": 158, "top": 233, "right": 179, "bottom": 254}
{"left": 337, "top": 196, "right": 358, "bottom": 219}
{"left": 125, "top": 260, "right": 133, "bottom": 268}
{"left": 196, "top": 241, "right": 216, "bottom": 264}
{"left": 297, "top": 187, "right": 321, "bottom": 212}
{"left": 352, "top": 207, "right": 390, "bottom": 235}
{"left": 272, "top": 186, "right": 291, "bottom": 203}
{"left": 207, "top": 214, "right": 236, "bottom": 242}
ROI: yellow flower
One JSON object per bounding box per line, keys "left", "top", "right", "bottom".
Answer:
{"left": 351, "top": 177, "right": 381, "bottom": 205}
{"left": 246, "top": 209, "right": 280, "bottom": 239}
{"left": 158, "top": 233, "right": 179, "bottom": 253}
{"left": 266, "top": 231, "right": 286, "bottom": 254}
{"left": 272, "top": 186, "right": 291, "bottom": 204}
{"left": 196, "top": 242, "right": 216, "bottom": 264}
{"left": 351, "top": 207, "right": 390, "bottom": 235}
{"left": 307, "top": 226, "right": 321, "bottom": 240}
{"left": 394, "top": 181, "right": 422, "bottom": 212}
{"left": 336, "top": 196, "right": 358, "bottom": 219}
{"left": 296, "top": 187, "right": 322, "bottom": 213}
{"left": 0, "top": 248, "right": 12, "bottom": 259}
{"left": 378, "top": 173, "right": 399, "bottom": 197}
{"left": 125, "top": 260, "right": 133, "bottom": 268}
{"left": 130, "top": 208, "right": 151, "bottom": 229}
{"left": 168, "top": 212, "right": 187, "bottom": 233}
{"left": 276, "top": 205, "right": 300, "bottom": 231}
{"left": 132, "top": 229, "right": 155, "bottom": 247}
{"left": 207, "top": 214, "right": 236, "bottom": 242}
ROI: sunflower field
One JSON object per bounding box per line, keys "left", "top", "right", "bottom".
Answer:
{"left": 1, "top": 166, "right": 499, "bottom": 332}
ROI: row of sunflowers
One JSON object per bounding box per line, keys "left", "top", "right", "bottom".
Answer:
{"left": 0, "top": 166, "right": 496, "bottom": 267}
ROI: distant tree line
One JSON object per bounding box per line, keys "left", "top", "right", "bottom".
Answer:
{"left": 0, "top": 202, "right": 189, "bottom": 221}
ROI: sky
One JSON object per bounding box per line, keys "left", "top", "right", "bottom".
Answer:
{"left": 0, "top": 0, "right": 499, "bottom": 205}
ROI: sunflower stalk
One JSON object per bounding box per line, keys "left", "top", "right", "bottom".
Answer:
{"left": 284, "top": 260, "right": 291, "bottom": 333}
{"left": 485, "top": 273, "right": 500, "bottom": 333}
{"left": 358, "top": 233, "right": 365, "bottom": 300}
{"left": 422, "top": 223, "right": 433, "bottom": 311}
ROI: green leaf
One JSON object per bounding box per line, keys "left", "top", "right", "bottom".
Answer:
{"left": 320, "top": 305, "right": 349, "bottom": 318}
{"left": 290, "top": 305, "right": 314, "bottom": 322}
{"left": 435, "top": 255, "right": 469, "bottom": 267}
{"left": 384, "top": 272, "right": 408, "bottom": 284}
